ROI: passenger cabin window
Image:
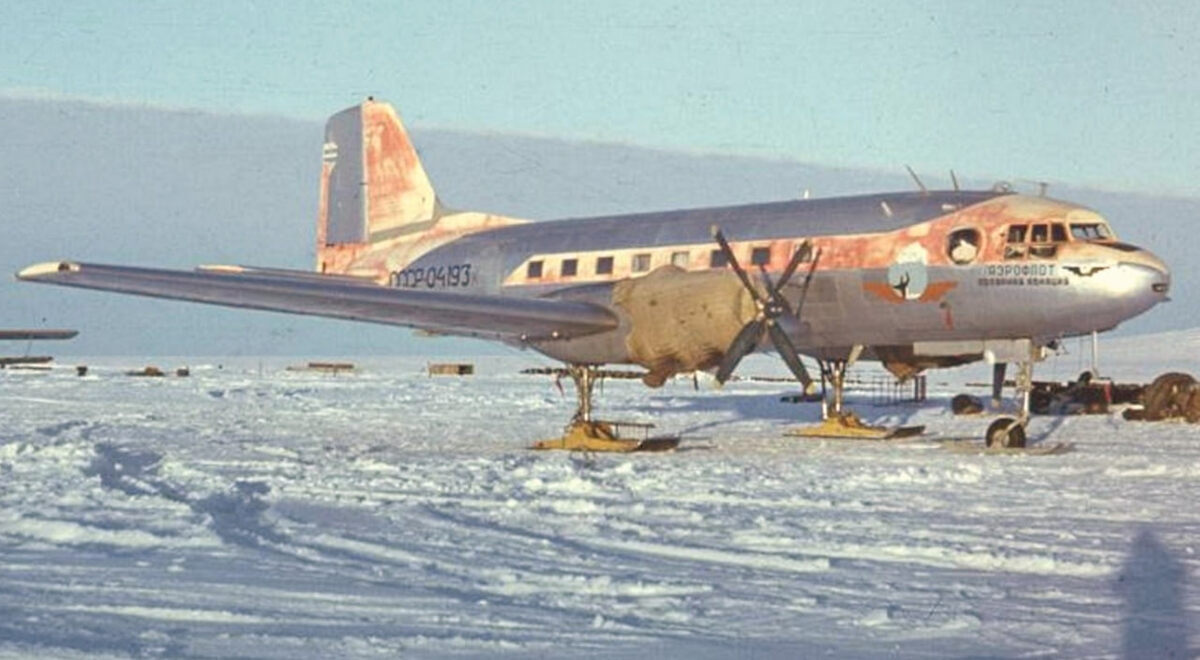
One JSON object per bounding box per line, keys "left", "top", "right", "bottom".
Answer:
{"left": 1051, "top": 223, "right": 1068, "bottom": 243}
{"left": 595, "top": 256, "right": 614, "bottom": 275}
{"left": 561, "top": 258, "right": 578, "bottom": 277}
{"left": 1071, "top": 223, "right": 1112, "bottom": 241}
{"left": 1007, "top": 224, "right": 1028, "bottom": 243}
{"left": 750, "top": 247, "right": 771, "bottom": 266}
{"left": 1031, "top": 224, "right": 1048, "bottom": 243}
{"left": 670, "top": 251, "right": 690, "bottom": 268}
{"left": 947, "top": 228, "right": 980, "bottom": 265}
{"left": 710, "top": 249, "right": 729, "bottom": 268}
{"left": 526, "top": 260, "right": 543, "bottom": 279}
{"left": 632, "top": 253, "right": 652, "bottom": 273}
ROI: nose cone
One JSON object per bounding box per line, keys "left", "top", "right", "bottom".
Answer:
{"left": 1127, "top": 248, "right": 1171, "bottom": 299}
{"left": 1096, "top": 247, "right": 1170, "bottom": 320}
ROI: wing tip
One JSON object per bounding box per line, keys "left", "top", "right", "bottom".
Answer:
{"left": 16, "top": 261, "right": 79, "bottom": 280}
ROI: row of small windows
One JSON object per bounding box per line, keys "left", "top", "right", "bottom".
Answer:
{"left": 525, "top": 246, "right": 784, "bottom": 280}
{"left": 1003, "top": 222, "right": 1070, "bottom": 260}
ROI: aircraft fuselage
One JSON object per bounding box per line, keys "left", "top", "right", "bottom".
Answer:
{"left": 345, "top": 188, "right": 1169, "bottom": 379}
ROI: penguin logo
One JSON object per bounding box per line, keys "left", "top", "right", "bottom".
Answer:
{"left": 886, "top": 244, "right": 929, "bottom": 301}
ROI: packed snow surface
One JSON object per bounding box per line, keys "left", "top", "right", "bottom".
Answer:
{"left": 2, "top": 340, "right": 1199, "bottom": 658}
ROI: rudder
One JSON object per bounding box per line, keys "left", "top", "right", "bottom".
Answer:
{"left": 317, "top": 99, "right": 438, "bottom": 270}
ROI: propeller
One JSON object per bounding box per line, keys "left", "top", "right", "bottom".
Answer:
{"left": 711, "top": 226, "right": 820, "bottom": 388}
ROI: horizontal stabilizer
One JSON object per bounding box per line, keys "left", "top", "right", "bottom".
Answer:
{"left": 17, "top": 261, "right": 618, "bottom": 340}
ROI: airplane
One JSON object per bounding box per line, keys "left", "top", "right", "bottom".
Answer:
{"left": 16, "top": 98, "right": 1170, "bottom": 450}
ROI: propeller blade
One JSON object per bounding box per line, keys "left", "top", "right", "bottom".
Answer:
{"left": 793, "top": 247, "right": 823, "bottom": 319}
{"left": 776, "top": 240, "right": 811, "bottom": 290}
{"left": 711, "top": 225, "right": 764, "bottom": 305}
{"left": 767, "top": 320, "right": 812, "bottom": 388}
{"left": 757, "top": 264, "right": 797, "bottom": 318}
{"left": 715, "top": 319, "right": 764, "bottom": 383}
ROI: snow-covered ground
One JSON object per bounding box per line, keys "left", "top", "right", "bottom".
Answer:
{"left": 2, "top": 335, "right": 1199, "bottom": 658}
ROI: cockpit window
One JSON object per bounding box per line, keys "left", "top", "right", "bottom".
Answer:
{"left": 1070, "top": 223, "right": 1112, "bottom": 241}
{"left": 1028, "top": 223, "right": 1057, "bottom": 259}
{"left": 1004, "top": 224, "right": 1028, "bottom": 259}
{"left": 1004, "top": 222, "right": 1065, "bottom": 260}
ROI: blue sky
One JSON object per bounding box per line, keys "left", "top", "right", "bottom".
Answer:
{"left": 3, "top": 1, "right": 1198, "bottom": 195}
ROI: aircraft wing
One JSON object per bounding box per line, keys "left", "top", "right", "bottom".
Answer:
{"left": 16, "top": 261, "right": 618, "bottom": 340}
{"left": 0, "top": 329, "right": 78, "bottom": 341}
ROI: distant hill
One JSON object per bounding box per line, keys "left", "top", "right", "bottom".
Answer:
{"left": 2, "top": 97, "right": 1194, "bottom": 355}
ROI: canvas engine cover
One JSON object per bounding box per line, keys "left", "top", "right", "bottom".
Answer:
{"left": 612, "top": 266, "right": 757, "bottom": 387}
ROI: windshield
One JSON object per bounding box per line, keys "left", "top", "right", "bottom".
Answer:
{"left": 1070, "top": 223, "right": 1112, "bottom": 241}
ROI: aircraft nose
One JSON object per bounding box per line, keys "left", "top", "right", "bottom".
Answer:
{"left": 1101, "top": 247, "right": 1170, "bottom": 309}
{"left": 1131, "top": 248, "right": 1171, "bottom": 298}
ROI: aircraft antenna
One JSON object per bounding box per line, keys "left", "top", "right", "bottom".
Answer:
{"left": 905, "top": 165, "right": 928, "bottom": 194}
{"left": 1015, "top": 178, "right": 1050, "bottom": 197}
{"left": 950, "top": 170, "right": 960, "bottom": 191}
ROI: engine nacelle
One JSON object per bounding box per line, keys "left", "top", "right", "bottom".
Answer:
{"left": 534, "top": 266, "right": 757, "bottom": 386}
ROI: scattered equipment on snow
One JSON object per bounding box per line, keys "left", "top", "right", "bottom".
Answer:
{"left": 286, "top": 361, "right": 356, "bottom": 374}
{"left": 1123, "top": 372, "right": 1200, "bottom": 423}
{"left": 951, "top": 393, "right": 985, "bottom": 415}
{"left": 428, "top": 362, "right": 474, "bottom": 376}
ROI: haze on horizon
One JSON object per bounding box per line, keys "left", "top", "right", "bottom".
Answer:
{"left": 2, "top": 3, "right": 1196, "bottom": 355}
{"left": 2, "top": 1, "right": 1198, "bottom": 197}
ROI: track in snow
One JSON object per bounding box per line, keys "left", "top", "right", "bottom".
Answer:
{"left": 2, "top": 351, "right": 1198, "bottom": 658}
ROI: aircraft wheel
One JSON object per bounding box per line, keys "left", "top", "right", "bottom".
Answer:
{"left": 986, "top": 417, "right": 1026, "bottom": 449}
{"left": 1144, "top": 372, "right": 1195, "bottom": 421}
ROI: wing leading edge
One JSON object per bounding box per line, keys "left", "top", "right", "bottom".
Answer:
{"left": 16, "top": 261, "right": 618, "bottom": 340}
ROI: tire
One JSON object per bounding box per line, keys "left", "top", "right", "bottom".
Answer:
{"left": 986, "top": 417, "right": 1027, "bottom": 449}
{"left": 1144, "top": 372, "right": 1196, "bottom": 421}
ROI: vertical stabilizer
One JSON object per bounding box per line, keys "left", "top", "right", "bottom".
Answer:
{"left": 317, "top": 99, "right": 438, "bottom": 271}
{"left": 315, "top": 98, "right": 528, "bottom": 278}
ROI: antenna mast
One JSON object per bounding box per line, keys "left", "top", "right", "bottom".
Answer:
{"left": 905, "top": 165, "right": 928, "bottom": 194}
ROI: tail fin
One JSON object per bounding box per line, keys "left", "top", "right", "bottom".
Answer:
{"left": 316, "top": 98, "right": 526, "bottom": 277}
{"left": 317, "top": 99, "right": 438, "bottom": 271}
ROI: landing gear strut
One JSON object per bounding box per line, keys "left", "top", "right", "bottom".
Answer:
{"left": 787, "top": 347, "right": 925, "bottom": 440}
{"left": 986, "top": 350, "right": 1036, "bottom": 449}
{"left": 531, "top": 365, "right": 680, "bottom": 452}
